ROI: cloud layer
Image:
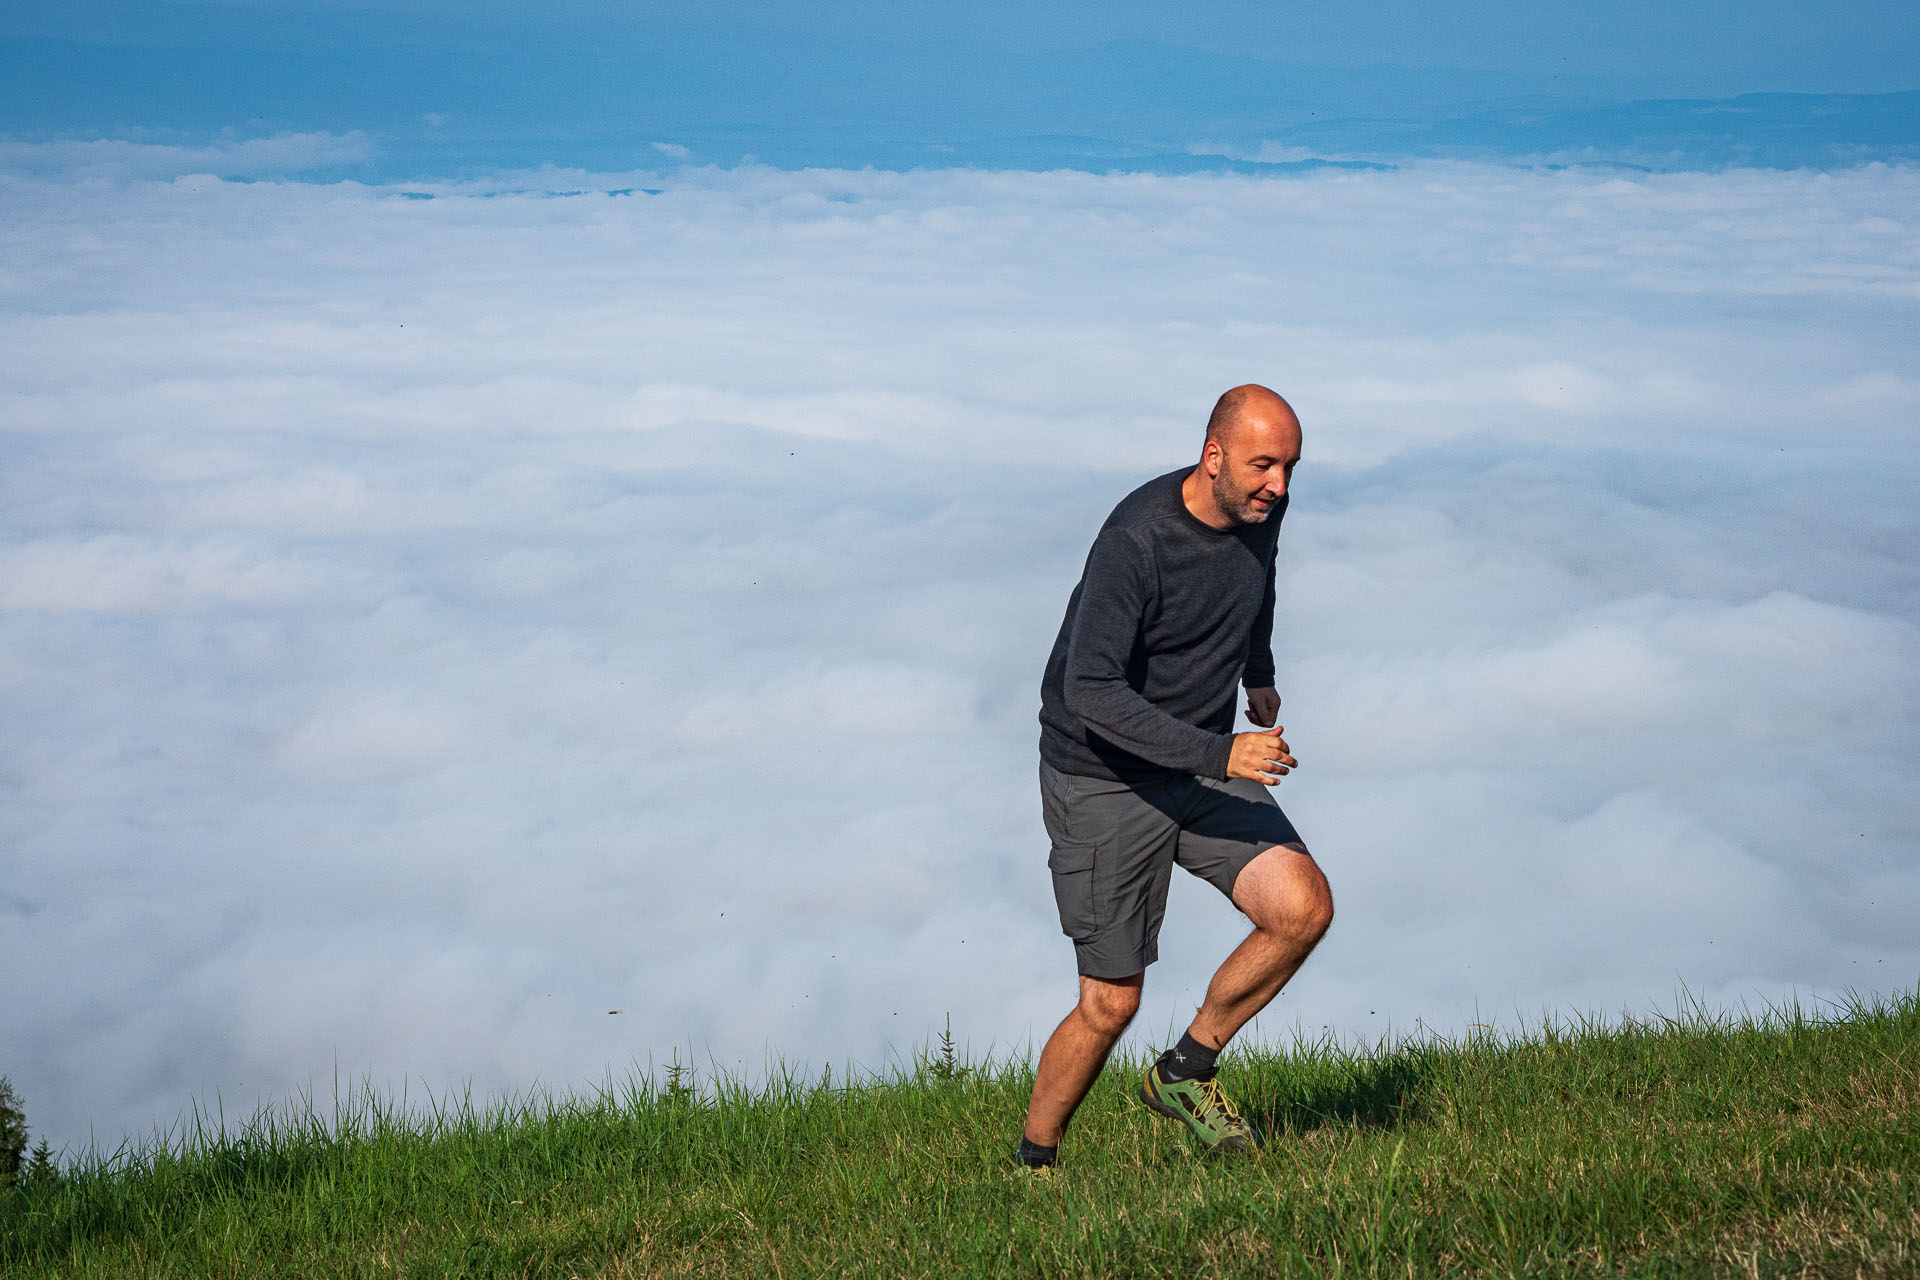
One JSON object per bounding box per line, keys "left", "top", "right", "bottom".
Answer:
{"left": 1, "top": 156, "right": 1916, "bottom": 1154}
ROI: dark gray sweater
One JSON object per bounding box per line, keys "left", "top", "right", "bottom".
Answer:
{"left": 1039, "top": 468, "right": 1284, "bottom": 783}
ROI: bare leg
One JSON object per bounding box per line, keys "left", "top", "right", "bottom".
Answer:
{"left": 1187, "top": 843, "right": 1333, "bottom": 1049}
{"left": 1022, "top": 972, "right": 1143, "bottom": 1146}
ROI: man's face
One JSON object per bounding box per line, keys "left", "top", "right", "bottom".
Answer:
{"left": 1209, "top": 420, "right": 1300, "bottom": 526}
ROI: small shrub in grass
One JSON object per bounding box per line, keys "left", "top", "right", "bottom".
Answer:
{"left": 0, "top": 1076, "right": 28, "bottom": 1188}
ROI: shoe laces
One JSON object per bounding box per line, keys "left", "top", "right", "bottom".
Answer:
{"left": 1195, "top": 1076, "right": 1246, "bottom": 1126}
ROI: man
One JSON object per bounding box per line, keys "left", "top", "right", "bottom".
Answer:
{"left": 1016, "top": 384, "right": 1334, "bottom": 1168}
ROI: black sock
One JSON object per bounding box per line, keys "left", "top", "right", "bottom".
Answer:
{"left": 1158, "top": 1030, "right": 1220, "bottom": 1083}
{"left": 1015, "top": 1136, "right": 1058, "bottom": 1168}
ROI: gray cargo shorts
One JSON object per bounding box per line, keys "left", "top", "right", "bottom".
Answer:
{"left": 1039, "top": 760, "right": 1304, "bottom": 979}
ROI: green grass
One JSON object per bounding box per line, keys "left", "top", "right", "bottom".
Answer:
{"left": 4, "top": 989, "right": 1916, "bottom": 1278}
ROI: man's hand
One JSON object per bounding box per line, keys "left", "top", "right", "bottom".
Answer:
{"left": 1244, "top": 685, "right": 1281, "bottom": 727}
{"left": 1227, "top": 726, "right": 1296, "bottom": 786}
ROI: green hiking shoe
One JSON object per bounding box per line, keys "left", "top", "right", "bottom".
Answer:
{"left": 1139, "top": 1063, "right": 1256, "bottom": 1153}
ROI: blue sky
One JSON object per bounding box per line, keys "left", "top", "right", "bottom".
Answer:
{"left": 10, "top": 0, "right": 1919, "bottom": 90}
{"left": 4, "top": 1, "right": 1919, "bottom": 174}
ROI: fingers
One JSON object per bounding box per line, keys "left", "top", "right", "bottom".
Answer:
{"left": 1228, "top": 728, "right": 1300, "bottom": 785}
{"left": 1258, "top": 731, "right": 1296, "bottom": 782}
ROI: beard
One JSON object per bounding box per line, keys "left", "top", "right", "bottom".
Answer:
{"left": 1211, "top": 469, "right": 1277, "bottom": 525}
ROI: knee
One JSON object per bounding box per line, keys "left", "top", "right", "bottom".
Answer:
{"left": 1244, "top": 852, "right": 1334, "bottom": 940}
{"left": 1077, "top": 979, "right": 1142, "bottom": 1038}
{"left": 1306, "top": 880, "right": 1335, "bottom": 938}
{"left": 1301, "top": 862, "right": 1334, "bottom": 934}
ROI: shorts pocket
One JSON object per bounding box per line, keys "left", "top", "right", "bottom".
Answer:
{"left": 1048, "top": 842, "right": 1099, "bottom": 941}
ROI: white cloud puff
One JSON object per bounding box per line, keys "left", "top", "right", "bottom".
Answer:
{"left": 0, "top": 151, "right": 1915, "bottom": 1153}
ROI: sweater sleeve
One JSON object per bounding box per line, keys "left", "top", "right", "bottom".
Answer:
{"left": 1242, "top": 544, "right": 1277, "bottom": 689}
{"left": 1060, "top": 527, "right": 1236, "bottom": 779}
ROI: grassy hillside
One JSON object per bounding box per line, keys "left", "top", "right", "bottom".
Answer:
{"left": 4, "top": 991, "right": 1915, "bottom": 1278}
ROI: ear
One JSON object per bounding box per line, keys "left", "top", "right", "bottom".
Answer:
{"left": 1203, "top": 438, "right": 1225, "bottom": 477}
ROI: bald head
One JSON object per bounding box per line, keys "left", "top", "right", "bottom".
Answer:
{"left": 1205, "top": 384, "right": 1299, "bottom": 451}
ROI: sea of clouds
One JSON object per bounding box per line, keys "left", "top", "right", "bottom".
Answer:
{"left": 2, "top": 141, "right": 1916, "bottom": 1154}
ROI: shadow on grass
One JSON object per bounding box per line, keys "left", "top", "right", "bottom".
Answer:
{"left": 1240, "top": 1046, "right": 1438, "bottom": 1140}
